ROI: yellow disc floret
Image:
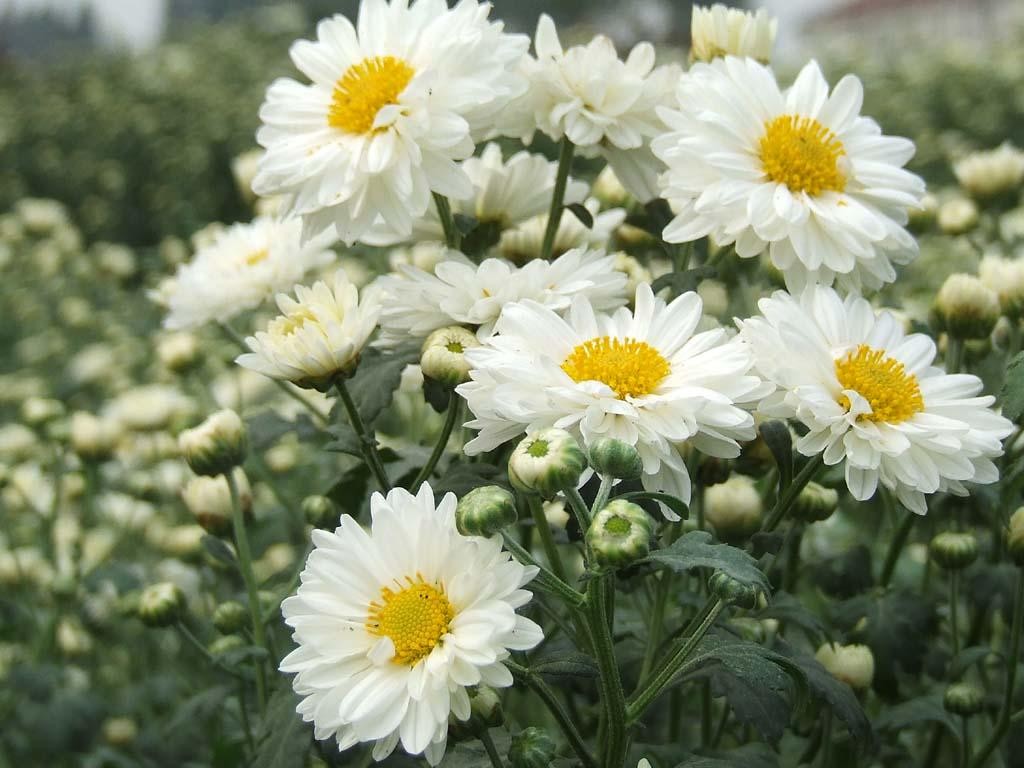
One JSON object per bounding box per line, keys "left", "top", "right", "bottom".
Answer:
{"left": 759, "top": 115, "right": 846, "bottom": 196}
{"left": 328, "top": 56, "right": 415, "bottom": 135}
{"left": 835, "top": 344, "right": 924, "bottom": 423}
{"left": 561, "top": 336, "right": 670, "bottom": 399}
{"left": 268, "top": 306, "right": 318, "bottom": 337}
{"left": 367, "top": 576, "right": 455, "bottom": 666}
{"left": 245, "top": 249, "right": 269, "bottom": 266}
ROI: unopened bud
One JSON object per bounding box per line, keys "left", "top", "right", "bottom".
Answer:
{"left": 509, "top": 727, "right": 557, "bottom": 768}
{"left": 213, "top": 600, "right": 249, "bottom": 635}
{"left": 709, "top": 571, "right": 762, "bottom": 609}
{"left": 181, "top": 469, "right": 252, "bottom": 536}
{"left": 704, "top": 475, "right": 763, "bottom": 543}
{"left": 815, "top": 642, "right": 874, "bottom": 691}
{"left": 588, "top": 438, "right": 642, "bottom": 480}
{"left": 937, "top": 198, "right": 979, "bottom": 235}
{"left": 157, "top": 332, "right": 202, "bottom": 374}
{"left": 449, "top": 685, "right": 505, "bottom": 740}
{"left": 792, "top": 482, "right": 839, "bottom": 523}
{"left": 138, "top": 582, "right": 185, "bottom": 627}
{"left": 209, "top": 634, "right": 246, "bottom": 657}
{"left": 70, "top": 411, "right": 121, "bottom": 462}
{"left": 944, "top": 682, "right": 985, "bottom": 717}
{"left": 1008, "top": 508, "right": 1024, "bottom": 565}
{"left": 179, "top": 409, "right": 247, "bottom": 477}
{"left": 508, "top": 429, "right": 587, "bottom": 499}
{"left": 420, "top": 326, "right": 479, "bottom": 388}
{"left": 930, "top": 531, "right": 979, "bottom": 571}
{"left": 933, "top": 274, "right": 1000, "bottom": 341}
{"left": 102, "top": 717, "right": 138, "bottom": 747}
{"left": 21, "top": 397, "right": 64, "bottom": 427}
{"left": 587, "top": 500, "right": 654, "bottom": 568}
{"left": 302, "top": 494, "right": 337, "bottom": 529}
{"left": 697, "top": 456, "right": 733, "bottom": 487}
{"left": 456, "top": 485, "right": 517, "bottom": 537}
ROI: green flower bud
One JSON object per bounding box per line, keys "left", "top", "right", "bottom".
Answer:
{"left": 944, "top": 682, "right": 984, "bottom": 717}
{"left": 587, "top": 500, "right": 654, "bottom": 568}
{"left": 138, "top": 582, "right": 185, "bottom": 628}
{"left": 456, "top": 485, "right": 517, "bottom": 537}
{"left": 209, "top": 634, "right": 246, "bottom": 657}
{"left": 302, "top": 495, "right": 337, "bottom": 529}
{"left": 181, "top": 469, "right": 252, "bottom": 536}
{"left": 420, "top": 326, "right": 480, "bottom": 387}
{"left": 179, "top": 409, "right": 248, "bottom": 477}
{"left": 696, "top": 456, "right": 733, "bottom": 487}
{"left": 704, "top": 475, "right": 763, "bottom": 543}
{"left": 933, "top": 274, "right": 999, "bottom": 341}
{"left": 102, "top": 717, "right": 138, "bottom": 747}
{"left": 792, "top": 482, "right": 840, "bottom": 523}
{"left": 449, "top": 685, "right": 505, "bottom": 740}
{"left": 509, "top": 727, "right": 557, "bottom": 768}
{"left": 1007, "top": 508, "right": 1024, "bottom": 565}
{"left": 508, "top": 429, "right": 587, "bottom": 499}
{"left": 709, "top": 571, "right": 762, "bottom": 609}
{"left": 213, "top": 600, "right": 249, "bottom": 635}
{"left": 930, "top": 532, "right": 979, "bottom": 571}
{"left": 588, "top": 438, "right": 643, "bottom": 480}
{"left": 815, "top": 643, "right": 874, "bottom": 691}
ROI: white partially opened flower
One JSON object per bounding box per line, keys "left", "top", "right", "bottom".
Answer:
{"left": 690, "top": 4, "right": 777, "bottom": 64}
{"left": 737, "top": 286, "right": 1013, "bottom": 514}
{"left": 498, "top": 199, "right": 626, "bottom": 263}
{"left": 158, "top": 217, "right": 335, "bottom": 330}
{"left": 503, "top": 14, "right": 680, "bottom": 202}
{"left": 654, "top": 58, "right": 926, "bottom": 292}
{"left": 375, "top": 247, "right": 628, "bottom": 344}
{"left": 953, "top": 142, "right": 1024, "bottom": 199}
{"left": 236, "top": 272, "right": 381, "bottom": 390}
{"left": 458, "top": 285, "right": 767, "bottom": 514}
{"left": 280, "top": 483, "right": 542, "bottom": 765}
{"left": 253, "top": 0, "right": 528, "bottom": 245}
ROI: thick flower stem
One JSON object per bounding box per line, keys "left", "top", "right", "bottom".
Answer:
{"left": 527, "top": 496, "right": 568, "bottom": 582}
{"left": 433, "top": 192, "right": 462, "bottom": 251}
{"left": 587, "top": 575, "right": 629, "bottom": 767}
{"left": 411, "top": 391, "right": 460, "bottom": 491}
{"left": 479, "top": 730, "right": 505, "bottom": 768}
{"left": 507, "top": 661, "right": 597, "bottom": 768}
{"left": 564, "top": 485, "right": 593, "bottom": 534}
{"left": 500, "top": 533, "right": 586, "bottom": 608}
{"left": 539, "top": 138, "right": 575, "bottom": 262}
{"left": 762, "top": 453, "right": 825, "bottom": 533}
{"left": 591, "top": 474, "right": 614, "bottom": 517}
{"left": 335, "top": 380, "right": 392, "bottom": 491}
{"left": 226, "top": 471, "right": 268, "bottom": 715}
{"left": 968, "top": 567, "right": 1024, "bottom": 768}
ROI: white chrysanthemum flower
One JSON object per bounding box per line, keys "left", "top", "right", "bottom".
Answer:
{"left": 498, "top": 199, "right": 626, "bottom": 263}
{"left": 737, "top": 286, "right": 1013, "bottom": 514}
{"left": 236, "top": 272, "right": 381, "bottom": 390}
{"left": 280, "top": 483, "right": 542, "bottom": 765}
{"left": 458, "top": 285, "right": 768, "bottom": 514}
{"left": 980, "top": 254, "right": 1024, "bottom": 320}
{"left": 502, "top": 15, "right": 680, "bottom": 202}
{"left": 364, "top": 142, "right": 589, "bottom": 246}
{"left": 690, "top": 4, "right": 777, "bottom": 64}
{"left": 953, "top": 143, "right": 1024, "bottom": 199}
{"left": 654, "top": 57, "right": 926, "bottom": 292}
{"left": 375, "top": 246, "right": 629, "bottom": 344}
{"left": 253, "top": 1, "right": 528, "bottom": 245}
{"left": 157, "top": 218, "right": 335, "bottom": 330}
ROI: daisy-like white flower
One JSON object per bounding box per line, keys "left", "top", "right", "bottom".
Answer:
{"left": 280, "top": 483, "right": 542, "bottom": 764}
{"left": 690, "top": 4, "right": 777, "bottom": 64}
{"left": 364, "top": 142, "right": 589, "bottom": 246}
{"left": 375, "top": 246, "right": 628, "bottom": 345}
{"left": 502, "top": 15, "right": 681, "bottom": 202}
{"left": 157, "top": 217, "right": 335, "bottom": 330}
{"left": 498, "top": 198, "right": 626, "bottom": 264}
{"left": 737, "top": 286, "right": 1013, "bottom": 514}
{"left": 253, "top": 0, "right": 528, "bottom": 245}
{"left": 458, "top": 284, "right": 768, "bottom": 514}
{"left": 654, "top": 57, "right": 926, "bottom": 292}
{"left": 236, "top": 272, "right": 381, "bottom": 391}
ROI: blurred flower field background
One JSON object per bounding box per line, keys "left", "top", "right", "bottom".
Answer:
{"left": 2, "top": 2, "right": 1024, "bottom": 768}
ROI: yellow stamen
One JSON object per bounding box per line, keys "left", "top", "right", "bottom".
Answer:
{"left": 245, "top": 249, "right": 269, "bottom": 266}
{"left": 759, "top": 114, "right": 846, "bottom": 196}
{"left": 269, "top": 306, "right": 318, "bottom": 337}
{"left": 366, "top": 576, "right": 454, "bottom": 666}
{"left": 561, "top": 336, "right": 670, "bottom": 399}
{"left": 835, "top": 344, "right": 924, "bottom": 423}
{"left": 328, "top": 56, "right": 415, "bottom": 135}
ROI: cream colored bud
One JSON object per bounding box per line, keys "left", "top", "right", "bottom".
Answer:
{"left": 937, "top": 197, "right": 979, "bottom": 235}
{"left": 593, "top": 166, "right": 631, "bottom": 209}
{"left": 953, "top": 143, "right": 1024, "bottom": 200}
{"left": 979, "top": 255, "right": 1024, "bottom": 321}
{"left": 57, "top": 618, "right": 93, "bottom": 656}
{"left": 704, "top": 475, "right": 764, "bottom": 543}
{"left": 21, "top": 397, "right": 64, "bottom": 427}
{"left": 157, "top": 332, "right": 202, "bottom": 373}
{"left": 231, "top": 149, "right": 263, "bottom": 203}
{"left": 103, "top": 717, "right": 139, "bottom": 747}
{"left": 934, "top": 273, "right": 1000, "bottom": 340}
{"left": 181, "top": 469, "right": 252, "bottom": 536}
{"left": 691, "top": 4, "right": 777, "bottom": 64}
{"left": 815, "top": 643, "right": 874, "bottom": 690}
{"left": 420, "top": 326, "right": 480, "bottom": 388}
{"left": 179, "top": 409, "right": 247, "bottom": 477}
{"left": 697, "top": 279, "right": 729, "bottom": 318}
{"left": 70, "top": 411, "right": 121, "bottom": 462}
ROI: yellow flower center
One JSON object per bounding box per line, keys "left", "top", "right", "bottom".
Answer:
{"left": 561, "top": 336, "right": 670, "bottom": 399}
{"left": 245, "top": 249, "right": 269, "bottom": 266}
{"left": 834, "top": 344, "right": 924, "bottom": 423}
{"left": 328, "top": 56, "right": 415, "bottom": 135}
{"left": 271, "top": 306, "right": 318, "bottom": 337}
{"left": 366, "top": 576, "right": 455, "bottom": 666}
{"left": 759, "top": 115, "right": 847, "bottom": 196}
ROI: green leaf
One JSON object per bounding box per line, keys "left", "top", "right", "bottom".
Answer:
{"left": 874, "top": 694, "right": 961, "bottom": 742}
{"left": 201, "top": 535, "right": 237, "bottom": 568}
{"left": 164, "top": 684, "right": 233, "bottom": 739}
{"left": 758, "top": 420, "right": 793, "bottom": 491}
{"left": 252, "top": 686, "right": 311, "bottom": 768}
{"left": 322, "top": 423, "right": 362, "bottom": 457}
{"left": 246, "top": 411, "right": 320, "bottom": 451}
{"left": 565, "top": 202, "right": 594, "bottom": 229}
{"left": 439, "top": 731, "right": 512, "bottom": 766}
{"left": 674, "top": 744, "right": 779, "bottom": 768}
{"left": 756, "top": 592, "right": 827, "bottom": 645}
{"left": 617, "top": 490, "right": 689, "bottom": 521}
{"left": 531, "top": 651, "right": 599, "bottom": 681}
{"left": 217, "top": 644, "right": 271, "bottom": 671}
{"left": 1000, "top": 350, "right": 1024, "bottom": 421}
{"left": 650, "top": 265, "right": 717, "bottom": 297}
{"left": 644, "top": 531, "right": 769, "bottom": 594}
{"left": 432, "top": 462, "right": 505, "bottom": 497}
{"left": 949, "top": 645, "right": 994, "bottom": 679}
{"left": 330, "top": 344, "right": 420, "bottom": 429}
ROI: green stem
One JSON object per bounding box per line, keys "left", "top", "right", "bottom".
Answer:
{"left": 818, "top": 707, "right": 833, "bottom": 768}
{"left": 880, "top": 508, "right": 917, "bottom": 588}
{"left": 701, "top": 680, "right": 713, "bottom": 747}
{"left": 411, "top": 391, "right": 460, "bottom": 491}
{"left": 564, "top": 485, "right": 592, "bottom": 535}
{"left": 507, "top": 661, "right": 597, "bottom": 768}
{"left": 961, "top": 716, "right": 970, "bottom": 768}
{"left": 762, "top": 454, "right": 825, "bottom": 533}
{"left": 950, "top": 570, "right": 961, "bottom": 658}
{"left": 627, "top": 598, "right": 725, "bottom": 722}
{"left": 588, "top": 575, "right": 628, "bottom": 767}
{"left": 335, "top": 380, "right": 392, "bottom": 491}
{"left": 947, "top": 337, "right": 965, "bottom": 374}
{"left": 479, "top": 729, "right": 505, "bottom": 768}
{"left": 591, "top": 474, "right": 614, "bottom": 517}
{"left": 433, "top": 192, "right": 462, "bottom": 251}
{"left": 175, "top": 621, "right": 246, "bottom": 680}
{"left": 968, "top": 567, "right": 1024, "bottom": 768}
{"left": 638, "top": 572, "right": 670, "bottom": 682}
{"left": 527, "top": 496, "right": 568, "bottom": 582}
{"left": 500, "top": 533, "right": 586, "bottom": 608}
{"left": 539, "top": 138, "right": 575, "bottom": 262}
{"left": 226, "top": 470, "right": 268, "bottom": 714}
